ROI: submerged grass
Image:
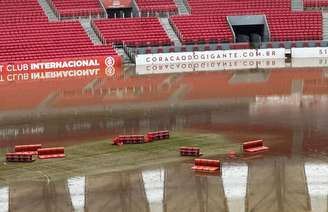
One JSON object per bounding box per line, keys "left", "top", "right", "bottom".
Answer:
{"left": 0, "top": 132, "right": 240, "bottom": 184}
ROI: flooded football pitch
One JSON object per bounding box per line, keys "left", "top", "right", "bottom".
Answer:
{"left": 0, "top": 66, "right": 328, "bottom": 211}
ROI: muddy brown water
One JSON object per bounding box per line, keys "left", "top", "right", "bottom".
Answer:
{"left": 1, "top": 67, "right": 328, "bottom": 211}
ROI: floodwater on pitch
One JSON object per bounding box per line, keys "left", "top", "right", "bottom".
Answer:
{"left": 1, "top": 63, "right": 328, "bottom": 212}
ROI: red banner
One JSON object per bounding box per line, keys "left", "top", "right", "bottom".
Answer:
{"left": 0, "top": 55, "right": 122, "bottom": 82}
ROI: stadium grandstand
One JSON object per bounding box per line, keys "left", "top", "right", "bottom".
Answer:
{"left": 0, "top": 0, "right": 328, "bottom": 64}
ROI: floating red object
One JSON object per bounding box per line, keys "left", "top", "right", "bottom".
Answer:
{"left": 15, "top": 144, "right": 42, "bottom": 155}
{"left": 112, "top": 135, "right": 145, "bottom": 145}
{"left": 6, "top": 152, "right": 34, "bottom": 162}
{"left": 192, "top": 159, "right": 221, "bottom": 173}
{"left": 242, "top": 140, "right": 269, "bottom": 153}
{"left": 180, "top": 147, "right": 202, "bottom": 156}
{"left": 37, "top": 147, "right": 65, "bottom": 159}
{"left": 146, "top": 130, "right": 170, "bottom": 141}
{"left": 227, "top": 150, "right": 237, "bottom": 158}
{"left": 112, "top": 130, "right": 170, "bottom": 145}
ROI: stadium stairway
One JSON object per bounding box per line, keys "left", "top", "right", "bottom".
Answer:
{"left": 174, "top": 0, "right": 190, "bottom": 15}
{"left": 292, "top": 0, "right": 304, "bottom": 11}
{"left": 38, "top": 0, "right": 58, "bottom": 20}
{"left": 323, "top": 13, "right": 328, "bottom": 40}
{"left": 116, "top": 48, "right": 132, "bottom": 63}
{"left": 80, "top": 18, "right": 103, "bottom": 45}
{"left": 159, "top": 17, "right": 182, "bottom": 46}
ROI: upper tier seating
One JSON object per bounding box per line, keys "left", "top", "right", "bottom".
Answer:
{"left": 304, "top": 0, "right": 328, "bottom": 7}
{"left": 186, "top": 0, "right": 291, "bottom": 14}
{"left": 0, "top": 0, "right": 48, "bottom": 23}
{"left": 169, "top": 0, "right": 322, "bottom": 44}
{"left": 136, "top": 0, "right": 178, "bottom": 15}
{"left": 0, "top": 0, "right": 117, "bottom": 63}
{"left": 170, "top": 15, "right": 234, "bottom": 44}
{"left": 49, "top": 0, "right": 105, "bottom": 18}
{"left": 93, "top": 17, "right": 172, "bottom": 46}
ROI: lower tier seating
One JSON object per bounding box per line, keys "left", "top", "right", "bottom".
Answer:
{"left": 93, "top": 17, "right": 172, "bottom": 47}
{"left": 170, "top": 15, "right": 234, "bottom": 44}
{"left": 267, "top": 12, "right": 322, "bottom": 41}
{"left": 0, "top": 21, "right": 117, "bottom": 63}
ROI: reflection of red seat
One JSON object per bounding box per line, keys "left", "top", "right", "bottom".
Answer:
{"left": 242, "top": 140, "right": 269, "bottom": 153}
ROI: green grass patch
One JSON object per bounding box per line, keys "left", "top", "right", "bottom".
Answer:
{"left": 0, "top": 132, "right": 240, "bottom": 184}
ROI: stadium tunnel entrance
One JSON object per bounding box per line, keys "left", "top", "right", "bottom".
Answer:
{"left": 227, "top": 15, "right": 270, "bottom": 48}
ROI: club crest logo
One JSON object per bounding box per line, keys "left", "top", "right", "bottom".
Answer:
{"left": 105, "top": 56, "right": 115, "bottom": 67}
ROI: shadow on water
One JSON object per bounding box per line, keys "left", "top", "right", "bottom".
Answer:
{"left": 1, "top": 66, "right": 328, "bottom": 211}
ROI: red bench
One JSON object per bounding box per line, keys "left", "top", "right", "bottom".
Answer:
{"left": 15, "top": 144, "right": 42, "bottom": 155}
{"left": 6, "top": 152, "right": 34, "bottom": 162}
{"left": 180, "top": 147, "right": 201, "bottom": 156}
{"left": 37, "top": 147, "right": 65, "bottom": 159}
{"left": 192, "top": 159, "right": 221, "bottom": 172}
{"left": 242, "top": 140, "right": 269, "bottom": 153}
{"left": 112, "top": 135, "right": 146, "bottom": 145}
{"left": 146, "top": 130, "right": 170, "bottom": 141}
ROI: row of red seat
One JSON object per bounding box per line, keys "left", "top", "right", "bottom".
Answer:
{"left": 186, "top": 0, "right": 291, "bottom": 14}
{"left": 304, "top": 0, "right": 328, "bottom": 7}
{"left": 49, "top": 0, "right": 105, "bottom": 17}
{"left": 170, "top": 15, "right": 233, "bottom": 44}
{"left": 93, "top": 17, "right": 172, "bottom": 47}
{"left": 136, "top": 0, "right": 178, "bottom": 13}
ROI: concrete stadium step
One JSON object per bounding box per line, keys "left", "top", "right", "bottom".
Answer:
{"left": 323, "top": 13, "right": 328, "bottom": 40}
{"left": 159, "top": 17, "right": 182, "bottom": 46}
{"left": 80, "top": 18, "right": 103, "bottom": 45}
{"left": 174, "top": 0, "right": 190, "bottom": 15}
{"left": 38, "top": 0, "right": 58, "bottom": 21}
{"left": 116, "top": 48, "right": 132, "bottom": 63}
{"left": 291, "top": 0, "right": 304, "bottom": 11}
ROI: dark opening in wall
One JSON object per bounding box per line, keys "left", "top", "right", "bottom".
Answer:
{"left": 232, "top": 24, "right": 264, "bottom": 43}
{"left": 106, "top": 8, "right": 132, "bottom": 18}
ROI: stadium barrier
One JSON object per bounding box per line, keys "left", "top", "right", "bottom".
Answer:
{"left": 38, "top": 147, "right": 65, "bottom": 159}
{"left": 242, "top": 140, "right": 269, "bottom": 153}
{"left": 135, "top": 48, "right": 286, "bottom": 65}
{"left": 0, "top": 56, "right": 122, "bottom": 74}
{"left": 292, "top": 47, "right": 328, "bottom": 58}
